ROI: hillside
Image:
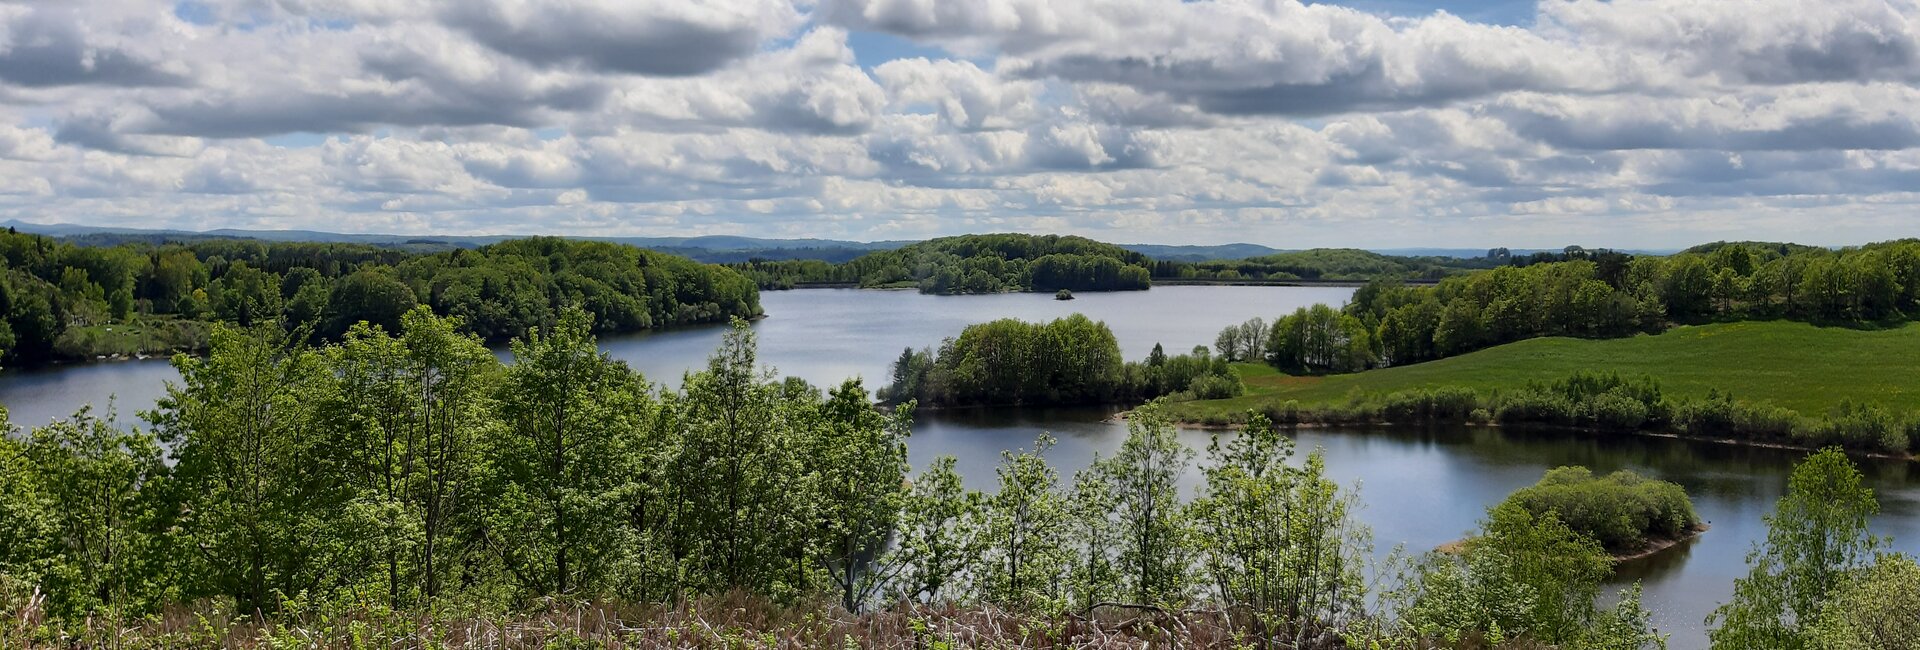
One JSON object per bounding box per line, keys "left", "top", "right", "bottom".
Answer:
{"left": 1169, "top": 320, "right": 1920, "bottom": 420}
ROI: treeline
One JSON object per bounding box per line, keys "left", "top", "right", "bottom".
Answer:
{"left": 879, "top": 315, "right": 1243, "bottom": 406}
{"left": 1219, "top": 240, "right": 1920, "bottom": 375}
{"left": 1153, "top": 247, "right": 1501, "bottom": 282}
{"left": 0, "top": 230, "right": 759, "bottom": 365}
{"left": 1190, "top": 369, "right": 1920, "bottom": 456}
{"left": 729, "top": 234, "right": 1153, "bottom": 294}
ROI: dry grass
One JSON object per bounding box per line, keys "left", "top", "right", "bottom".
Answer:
{"left": 2, "top": 591, "right": 1349, "bottom": 649}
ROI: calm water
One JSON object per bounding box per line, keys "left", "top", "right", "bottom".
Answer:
{"left": 2, "top": 286, "right": 1915, "bottom": 649}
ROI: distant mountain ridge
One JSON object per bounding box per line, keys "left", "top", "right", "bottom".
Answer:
{"left": 0, "top": 220, "right": 1674, "bottom": 262}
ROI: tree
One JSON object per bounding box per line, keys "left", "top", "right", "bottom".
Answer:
{"left": 1213, "top": 325, "right": 1244, "bottom": 362}
{"left": 979, "top": 435, "right": 1070, "bottom": 610}
{"left": 804, "top": 379, "right": 913, "bottom": 612}
{"left": 488, "top": 307, "right": 650, "bottom": 596}
{"left": 397, "top": 308, "right": 500, "bottom": 599}
{"left": 665, "top": 318, "right": 808, "bottom": 596}
{"left": 1088, "top": 402, "right": 1195, "bottom": 606}
{"left": 153, "top": 324, "right": 325, "bottom": 612}
{"left": 1193, "top": 412, "right": 1368, "bottom": 642}
{"left": 209, "top": 262, "right": 282, "bottom": 327}
{"left": 11, "top": 408, "right": 166, "bottom": 618}
{"left": 1809, "top": 553, "right": 1920, "bottom": 650}
{"left": 325, "top": 269, "right": 418, "bottom": 337}
{"left": 887, "top": 457, "right": 983, "bottom": 605}
{"left": 1709, "top": 448, "right": 1884, "bottom": 650}
{"left": 1400, "top": 503, "right": 1658, "bottom": 647}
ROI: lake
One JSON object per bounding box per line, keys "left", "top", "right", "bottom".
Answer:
{"left": 2, "top": 285, "right": 1914, "bottom": 649}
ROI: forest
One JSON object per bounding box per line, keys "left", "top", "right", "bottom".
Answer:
{"left": 1205, "top": 240, "right": 1920, "bottom": 376}
{"left": 879, "top": 315, "right": 1243, "bottom": 407}
{"left": 729, "top": 233, "right": 1154, "bottom": 293}
{"left": 0, "top": 307, "right": 1907, "bottom": 648}
{"left": 0, "top": 230, "right": 760, "bottom": 366}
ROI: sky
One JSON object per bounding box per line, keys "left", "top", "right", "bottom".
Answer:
{"left": 0, "top": 0, "right": 1916, "bottom": 248}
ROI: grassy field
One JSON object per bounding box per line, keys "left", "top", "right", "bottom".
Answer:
{"left": 1169, "top": 320, "right": 1920, "bottom": 421}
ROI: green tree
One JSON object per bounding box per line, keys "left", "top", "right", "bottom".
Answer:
{"left": 1193, "top": 412, "right": 1368, "bottom": 641}
{"left": 664, "top": 319, "right": 809, "bottom": 596}
{"left": 887, "top": 457, "right": 983, "bottom": 605}
{"left": 154, "top": 324, "right": 324, "bottom": 612}
{"left": 10, "top": 408, "right": 166, "bottom": 618}
{"left": 1088, "top": 403, "right": 1195, "bottom": 606}
{"left": 1709, "top": 448, "right": 1884, "bottom": 650}
{"left": 803, "top": 380, "right": 913, "bottom": 612}
{"left": 978, "top": 435, "right": 1070, "bottom": 610}
{"left": 209, "top": 262, "right": 283, "bottom": 327}
{"left": 488, "top": 307, "right": 650, "bottom": 596}
{"left": 325, "top": 269, "right": 418, "bottom": 337}
{"left": 1808, "top": 553, "right": 1920, "bottom": 650}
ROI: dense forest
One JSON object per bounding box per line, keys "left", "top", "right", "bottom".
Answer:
{"left": 0, "top": 230, "right": 760, "bottom": 366}
{"left": 1219, "top": 240, "right": 1920, "bottom": 376}
{"left": 878, "top": 315, "right": 1243, "bottom": 407}
{"left": 729, "top": 234, "right": 1154, "bottom": 293}
{"left": 0, "top": 311, "right": 1905, "bottom": 648}
{"left": 1151, "top": 247, "right": 1504, "bottom": 282}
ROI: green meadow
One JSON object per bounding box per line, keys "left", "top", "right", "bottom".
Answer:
{"left": 1170, "top": 320, "right": 1920, "bottom": 421}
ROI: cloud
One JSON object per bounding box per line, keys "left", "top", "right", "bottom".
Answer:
{"left": 0, "top": 1, "right": 194, "bottom": 88}
{"left": 0, "top": 0, "right": 1916, "bottom": 247}
{"left": 439, "top": 0, "right": 803, "bottom": 76}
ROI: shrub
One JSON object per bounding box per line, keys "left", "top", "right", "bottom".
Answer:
{"left": 1805, "top": 402, "right": 1908, "bottom": 453}
{"left": 1584, "top": 391, "right": 1651, "bottom": 431}
{"left": 1494, "top": 389, "right": 1577, "bottom": 425}
{"left": 1187, "top": 373, "right": 1243, "bottom": 400}
{"left": 1503, "top": 467, "right": 1701, "bottom": 553}
{"left": 1467, "top": 408, "right": 1492, "bottom": 425}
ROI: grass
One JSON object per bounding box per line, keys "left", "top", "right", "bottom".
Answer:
{"left": 1170, "top": 320, "right": 1920, "bottom": 421}
{"left": 50, "top": 317, "right": 210, "bottom": 360}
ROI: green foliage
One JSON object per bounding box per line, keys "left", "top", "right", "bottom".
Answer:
{"left": 1502, "top": 467, "right": 1700, "bottom": 554}
{"left": 1709, "top": 448, "right": 1885, "bottom": 650}
{"left": 881, "top": 315, "right": 1240, "bottom": 407}
{"left": 1083, "top": 403, "right": 1196, "bottom": 605}
{"left": 483, "top": 306, "right": 652, "bottom": 597}
{"left": 1160, "top": 248, "right": 1495, "bottom": 282}
{"left": 0, "top": 408, "right": 167, "bottom": 619}
{"left": 1191, "top": 412, "right": 1368, "bottom": 641}
{"left": 977, "top": 435, "right": 1071, "bottom": 610}
{"left": 1808, "top": 554, "right": 1920, "bottom": 650}
{"left": 886, "top": 457, "right": 983, "bottom": 605}
{"left": 0, "top": 230, "right": 760, "bottom": 366}
{"left": 732, "top": 234, "right": 1152, "bottom": 294}
{"left": 1265, "top": 304, "right": 1375, "bottom": 374}
{"left": 1400, "top": 503, "right": 1663, "bottom": 648}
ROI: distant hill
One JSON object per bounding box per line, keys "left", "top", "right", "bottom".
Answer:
{"left": 0, "top": 220, "right": 911, "bottom": 264}
{"left": 1117, "top": 243, "right": 1285, "bottom": 262}
{"left": 0, "top": 220, "right": 1682, "bottom": 264}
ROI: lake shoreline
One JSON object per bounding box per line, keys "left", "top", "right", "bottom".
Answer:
{"left": 1131, "top": 410, "right": 1919, "bottom": 462}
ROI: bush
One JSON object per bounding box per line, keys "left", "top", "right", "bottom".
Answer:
{"left": 1503, "top": 467, "right": 1701, "bottom": 553}
{"left": 1187, "top": 373, "right": 1243, "bottom": 400}
{"left": 1584, "top": 391, "right": 1651, "bottom": 431}
{"left": 1805, "top": 402, "right": 1908, "bottom": 453}
{"left": 1495, "top": 389, "right": 1577, "bottom": 425}
{"left": 1467, "top": 408, "right": 1492, "bottom": 425}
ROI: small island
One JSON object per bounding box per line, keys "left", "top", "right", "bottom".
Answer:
{"left": 1055, "top": 289, "right": 1074, "bottom": 300}
{"left": 1447, "top": 466, "right": 1706, "bottom": 561}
